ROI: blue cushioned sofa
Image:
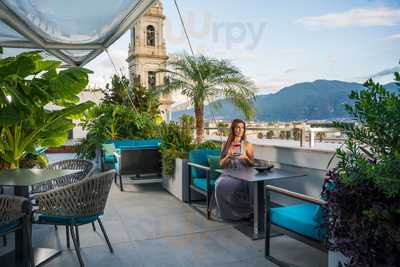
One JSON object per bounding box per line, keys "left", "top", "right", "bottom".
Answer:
{"left": 264, "top": 185, "right": 327, "bottom": 265}
{"left": 101, "top": 139, "right": 162, "bottom": 191}
{"left": 187, "top": 149, "right": 221, "bottom": 219}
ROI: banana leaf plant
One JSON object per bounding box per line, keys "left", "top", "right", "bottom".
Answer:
{"left": 0, "top": 51, "right": 94, "bottom": 168}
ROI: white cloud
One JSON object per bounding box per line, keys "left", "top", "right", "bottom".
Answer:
{"left": 370, "top": 66, "right": 400, "bottom": 79}
{"left": 383, "top": 33, "right": 400, "bottom": 41}
{"left": 254, "top": 77, "right": 295, "bottom": 94}
{"left": 296, "top": 7, "right": 400, "bottom": 29}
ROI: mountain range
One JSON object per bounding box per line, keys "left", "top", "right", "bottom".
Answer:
{"left": 172, "top": 80, "right": 398, "bottom": 122}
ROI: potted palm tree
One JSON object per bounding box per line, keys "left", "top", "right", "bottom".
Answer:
{"left": 159, "top": 54, "right": 257, "bottom": 143}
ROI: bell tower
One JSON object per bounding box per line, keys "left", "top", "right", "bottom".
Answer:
{"left": 127, "top": 0, "right": 173, "bottom": 121}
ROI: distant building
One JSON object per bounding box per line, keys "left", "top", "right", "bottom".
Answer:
{"left": 73, "top": 88, "right": 104, "bottom": 139}
{"left": 126, "top": 0, "right": 173, "bottom": 121}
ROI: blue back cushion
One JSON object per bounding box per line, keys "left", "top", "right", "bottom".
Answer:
{"left": 189, "top": 149, "right": 220, "bottom": 178}
{"left": 207, "top": 155, "right": 221, "bottom": 180}
{"left": 135, "top": 139, "right": 161, "bottom": 147}
{"left": 106, "top": 139, "right": 161, "bottom": 149}
{"left": 106, "top": 140, "right": 136, "bottom": 149}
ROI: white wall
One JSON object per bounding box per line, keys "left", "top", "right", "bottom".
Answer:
{"left": 252, "top": 143, "right": 338, "bottom": 205}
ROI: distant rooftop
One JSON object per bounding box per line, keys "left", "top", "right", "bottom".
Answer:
{"left": 207, "top": 135, "right": 340, "bottom": 152}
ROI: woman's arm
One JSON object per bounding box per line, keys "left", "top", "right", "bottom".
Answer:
{"left": 219, "top": 143, "right": 232, "bottom": 167}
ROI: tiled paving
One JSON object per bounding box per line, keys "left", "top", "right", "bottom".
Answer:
{"left": 1, "top": 153, "right": 327, "bottom": 267}
{"left": 1, "top": 180, "right": 327, "bottom": 267}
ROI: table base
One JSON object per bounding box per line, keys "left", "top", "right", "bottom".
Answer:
{"left": 234, "top": 223, "right": 283, "bottom": 240}
{"left": 0, "top": 247, "right": 61, "bottom": 267}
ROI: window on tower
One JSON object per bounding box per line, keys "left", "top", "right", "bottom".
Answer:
{"left": 146, "top": 25, "right": 155, "bottom": 46}
{"left": 132, "top": 27, "right": 135, "bottom": 47}
{"left": 148, "top": 71, "right": 156, "bottom": 89}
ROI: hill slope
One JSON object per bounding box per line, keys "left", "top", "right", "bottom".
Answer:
{"left": 172, "top": 80, "right": 398, "bottom": 122}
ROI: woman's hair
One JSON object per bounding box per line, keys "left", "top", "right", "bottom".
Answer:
{"left": 221, "top": 119, "right": 246, "bottom": 158}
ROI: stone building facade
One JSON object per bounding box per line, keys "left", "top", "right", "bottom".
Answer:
{"left": 126, "top": 0, "right": 173, "bottom": 121}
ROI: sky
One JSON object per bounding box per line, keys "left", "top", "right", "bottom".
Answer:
{"left": 5, "top": 0, "right": 400, "bottom": 105}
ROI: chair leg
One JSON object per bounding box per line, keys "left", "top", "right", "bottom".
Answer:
{"left": 27, "top": 222, "right": 34, "bottom": 267}
{"left": 114, "top": 173, "right": 117, "bottom": 184}
{"left": 75, "top": 226, "right": 80, "bottom": 248}
{"left": 206, "top": 192, "right": 210, "bottom": 220}
{"left": 119, "top": 175, "right": 124, "bottom": 191}
{"left": 265, "top": 190, "right": 271, "bottom": 259}
{"left": 97, "top": 219, "right": 113, "bottom": 253}
{"left": 188, "top": 186, "right": 192, "bottom": 204}
{"left": 3, "top": 235, "right": 6, "bottom": 247}
{"left": 54, "top": 225, "right": 58, "bottom": 231}
{"left": 66, "top": 226, "right": 70, "bottom": 249}
{"left": 91, "top": 222, "right": 96, "bottom": 232}
{"left": 70, "top": 226, "right": 85, "bottom": 267}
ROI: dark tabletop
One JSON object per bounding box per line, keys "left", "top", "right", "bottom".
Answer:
{"left": 0, "top": 169, "right": 81, "bottom": 187}
{"left": 216, "top": 167, "right": 305, "bottom": 182}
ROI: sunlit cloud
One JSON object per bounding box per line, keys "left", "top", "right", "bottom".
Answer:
{"left": 296, "top": 7, "right": 400, "bottom": 29}
{"left": 369, "top": 65, "right": 400, "bottom": 79}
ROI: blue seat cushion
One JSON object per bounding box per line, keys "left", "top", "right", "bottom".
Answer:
{"left": 193, "top": 178, "right": 216, "bottom": 192}
{"left": 313, "top": 206, "right": 324, "bottom": 224}
{"left": 270, "top": 204, "right": 325, "bottom": 241}
{"left": 0, "top": 220, "right": 20, "bottom": 235}
{"left": 189, "top": 149, "right": 220, "bottom": 179}
{"left": 38, "top": 213, "right": 103, "bottom": 225}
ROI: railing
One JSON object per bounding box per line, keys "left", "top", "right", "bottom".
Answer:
{"left": 204, "top": 126, "right": 345, "bottom": 148}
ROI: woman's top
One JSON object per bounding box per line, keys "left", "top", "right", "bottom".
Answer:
{"left": 226, "top": 140, "right": 248, "bottom": 169}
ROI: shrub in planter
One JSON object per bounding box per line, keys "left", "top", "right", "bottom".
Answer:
{"left": 160, "top": 115, "right": 222, "bottom": 177}
{"left": 322, "top": 71, "right": 400, "bottom": 267}
{"left": 160, "top": 117, "right": 194, "bottom": 177}
{"left": 195, "top": 140, "right": 221, "bottom": 150}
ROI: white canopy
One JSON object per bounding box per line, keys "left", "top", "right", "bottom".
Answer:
{"left": 0, "top": 0, "right": 156, "bottom": 66}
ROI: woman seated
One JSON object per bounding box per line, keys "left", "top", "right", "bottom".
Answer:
{"left": 210, "top": 119, "right": 254, "bottom": 221}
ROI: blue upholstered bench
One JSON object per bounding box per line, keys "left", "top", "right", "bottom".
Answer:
{"left": 187, "top": 149, "right": 221, "bottom": 219}
{"left": 101, "top": 139, "right": 162, "bottom": 191}
{"left": 264, "top": 185, "right": 327, "bottom": 266}
{"left": 101, "top": 139, "right": 161, "bottom": 171}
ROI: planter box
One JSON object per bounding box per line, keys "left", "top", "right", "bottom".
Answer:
{"left": 162, "top": 158, "right": 203, "bottom": 202}
{"left": 162, "top": 158, "right": 186, "bottom": 201}
{"left": 329, "top": 251, "right": 349, "bottom": 267}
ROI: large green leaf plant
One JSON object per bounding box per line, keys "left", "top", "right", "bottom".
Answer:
{"left": 0, "top": 51, "right": 94, "bottom": 168}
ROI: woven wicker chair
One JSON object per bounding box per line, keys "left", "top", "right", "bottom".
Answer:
{"left": 33, "top": 170, "right": 115, "bottom": 267}
{"left": 0, "top": 195, "right": 34, "bottom": 266}
{"left": 31, "top": 159, "right": 95, "bottom": 194}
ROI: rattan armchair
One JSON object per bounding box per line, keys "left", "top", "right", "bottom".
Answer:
{"left": 0, "top": 195, "right": 34, "bottom": 266}
{"left": 33, "top": 170, "right": 115, "bottom": 267}
{"left": 31, "top": 159, "right": 95, "bottom": 194}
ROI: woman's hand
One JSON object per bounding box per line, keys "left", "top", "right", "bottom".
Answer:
{"left": 236, "top": 154, "right": 249, "bottom": 161}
